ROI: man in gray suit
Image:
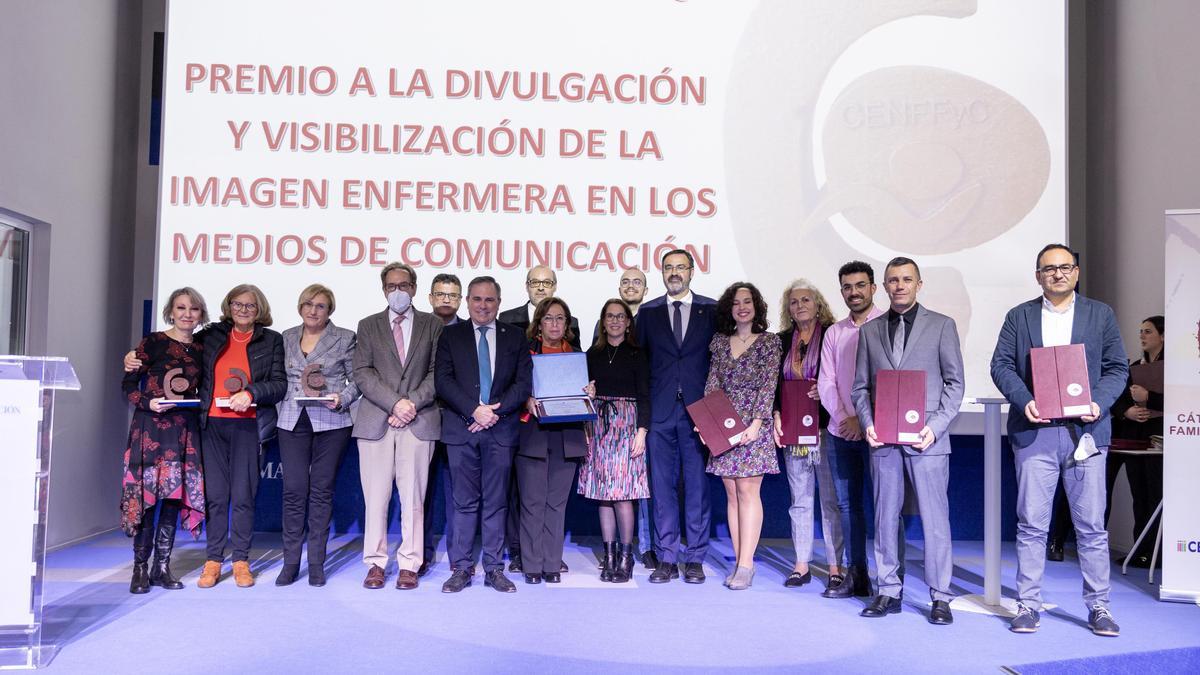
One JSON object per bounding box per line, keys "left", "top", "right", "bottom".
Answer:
{"left": 353, "top": 262, "right": 444, "bottom": 591}
{"left": 852, "top": 256, "right": 964, "bottom": 625}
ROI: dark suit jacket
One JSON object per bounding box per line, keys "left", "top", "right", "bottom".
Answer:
{"left": 989, "top": 294, "right": 1129, "bottom": 449}
{"left": 635, "top": 293, "right": 717, "bottom": 424}
{"left": 197, "top": 321, "right": 287, "bottom": 443}
{"left": 498, "top": 303, "right": 582, "bottom": 350}
{"left": 435, "top": 319, "right": 533, "bottom": 447}
{"left": 352, "top": 308, "right": 443, "bottom": 442}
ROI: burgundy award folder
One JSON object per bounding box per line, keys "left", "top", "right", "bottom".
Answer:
{"left": 872, "top": 370, "right": 927, "bottom": 445}
{"left": 780, "top": 379, "right": 819, "bottom": 446}
{"left": 686, "top": 390, "right": 748, "bottom": 456}
{"left": 1030, "top": 344, "right": 1093, "bottom": 419}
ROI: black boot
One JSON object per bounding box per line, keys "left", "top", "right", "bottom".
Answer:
{"left": 600, "top": 542, "right": 616, "bottom": 582}
{"left": 149, "top": 502, "right": 184, "bottom": 590}
{"left": 611, "top": 544, "right": 634, "bottom": 583}
{"left": 130, "top": 509, "right": 155, "bottom": 594}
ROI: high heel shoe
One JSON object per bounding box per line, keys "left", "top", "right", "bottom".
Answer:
{"left": 727, "top": 566, "right": 755, "bottom": 590}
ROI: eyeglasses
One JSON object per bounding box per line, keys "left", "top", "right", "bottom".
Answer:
{"left": 431, "top": 292, "right": 461, "bottom": 301}
{"left": 619, "top": 279, "right": 645, "bottom": 287}
{"left": 541, "top": 315, "right": 567, "bottom": 324}
{"left": 604, "top": 313, "right": 629, "bottom": 322}
{"left": 230, "top": 301, "right": 258, "bottom": 312}
{"left": 662, "top": 264, "right": 692, "bottom": 274}
{"left": 301, "top": 301, "right": 329, "bottom": 312}
{"left": 385, "top": 282, "right": 415, "bottom": 293}
{"left": 527, "top": 280, "right": 555, "bottom": 289}
{"left": 1037, "top": 264, "right": 1077, "bottom": 276}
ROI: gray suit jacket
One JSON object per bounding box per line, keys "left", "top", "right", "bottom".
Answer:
{"left": 276, "top": 322, "right": 359, "bottom": 432}
{"left": 851, "top": 304, "right": 965, "bottom": 456}
{"left": 352, "top": 308, "right": 444, "bottom": 442}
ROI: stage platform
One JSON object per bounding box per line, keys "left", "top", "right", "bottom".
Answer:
{"left": 38, "top": 533, "right": 1200, "bottom": 673}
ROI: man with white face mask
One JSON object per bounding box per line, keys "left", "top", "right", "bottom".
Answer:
{"left": 352, "top": 262, "right": 444, "bottom": 590}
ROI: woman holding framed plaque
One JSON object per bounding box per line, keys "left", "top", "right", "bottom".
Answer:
{"left": 578, "top": 298, "right": 650, "bottom": 583}
{"left": 516, "top": 297, "right": 588, "bottom": 584}
{"left": 704, "top": 282, "right": 782, "bottom": 590}
{"left": 273, "top": 284, "right": 359, "bottom": 586}
{"left": 770, "top": 279, "right": 843, "bottom": 590}
{"left": 121, "top": 287, "right": 209, "bottom": 594}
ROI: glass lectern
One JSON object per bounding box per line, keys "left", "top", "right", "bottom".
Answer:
{"left": 0, "top": 357, "right": 79, "bottom": 669}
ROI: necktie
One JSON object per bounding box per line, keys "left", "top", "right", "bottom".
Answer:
{"left": 477, "top": 326, "right": 492, "bottom": 404}
{"left": 392, "top": 314, "right": 406, "bottom": 366}
{"left": 672, "top": 300, "right": 684, "bottom": 348}
{"left": 892, "top": 315, "right": 905, "bottom": 365}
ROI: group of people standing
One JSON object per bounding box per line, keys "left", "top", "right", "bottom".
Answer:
{"left": 120, "top": 242, "right": 1139, "bottom": 638}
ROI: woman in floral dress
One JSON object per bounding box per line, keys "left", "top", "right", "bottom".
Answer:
{"left": 704, "top": 282, "right": 782, "bottom": 590}
{"left": 121, "top": 287, "right": 208, "bottom": 594}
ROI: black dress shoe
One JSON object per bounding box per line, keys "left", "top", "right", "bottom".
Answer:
{"left": 485, "top": 569, "right": 517, "bottom": 593}
{"left": 308, "top": 564, "right": 326, "bottom": 587}
{"left": 508, "top": 554, "right": 523, "bottom": 573}
{"left": 928, "top": 600, "right": 953, "bottom": 625}
{"left": 543, "top": 572, "right": 561, "bottom": 584}
{"left": 823, "top": 571, "right": 853, "bottom": 598}
{"left": 682, "top": 562, "right": 706, "bottom": 584}
{"left": 1046, "top": 542, "right": 1065, "bottom": 562}
{"left": 784, "top": 571, "right": 812, "bottom": 588}
{"left": 560, "top": 562, "right": 569, "bottom": 573}
{"left": 648, "top": 562, "right": 679, "bottom": 583}
{"left": 860, "top": 595, "right": 902, "bottom": 618}
{"left": 441, "top": 568, "right": 473, "bottom": 593}
{"left": 641, "top": 550, "right": 659, "bottom": 570}
{"left": 417, "top": 561, "right": 431, "bottom": 578}
{"left": 275, "top": 563, "right": 300, "bottom": 586}
{"left": 524, "top": 573, "right": 542, "bottom": 584}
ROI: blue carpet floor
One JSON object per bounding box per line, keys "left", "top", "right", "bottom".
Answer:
{"left": 37, "top": 534, "right": 1200, "bottom": 673}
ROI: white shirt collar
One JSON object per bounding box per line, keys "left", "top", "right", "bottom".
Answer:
{"left": 668, "top": 290, "right": 694, "bottom": 306}
{"left": 1041, "top": 292, "right": 1076, "bottom": 315}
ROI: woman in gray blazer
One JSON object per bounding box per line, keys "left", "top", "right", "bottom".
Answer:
{"left": 274, "top": 284, "right": 360, "bottom": 587}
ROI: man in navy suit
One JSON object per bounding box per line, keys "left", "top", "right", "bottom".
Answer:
{"left": 990, "top": 244, "right": 1128, "bottom": 636}
{"left": 435, "top": 276, "right": 533, "bottom": 593}
{"left": 635, "top": 249, "right": 717, "bottom": 583}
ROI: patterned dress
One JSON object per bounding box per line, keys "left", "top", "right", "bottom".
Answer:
{"left": 120, "top": 332, "right": 206, "bottom": 537}
{"left": 705, "top": 332, "right": 782, "bottom": 477}
{"left": 577, "top": 343, "right": 652, "bottom": 500}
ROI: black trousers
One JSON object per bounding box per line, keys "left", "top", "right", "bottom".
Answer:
{"left": 1105, "top": 452, "right": 1164, "bottom": 558}
{"left": 203, "top": 418, "right": 260, "bottom": 562}
{"left": 514, "top": 437, "right": 579, "bottom": 576}
{"left": 447, "top": 432, "right": 515, "bottom": 573}
{"left": 423, "top": 442, "right": 453, "bottom": 562}
{"left": 506, "top": 470, "right": 522, "bottom": 558}
{"left": 276, "top": 410, "right": 351, "bottom": 566}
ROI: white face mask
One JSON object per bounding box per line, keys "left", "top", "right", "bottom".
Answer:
{"left": 387, "top": 289, "right": 412, "bottom": 315}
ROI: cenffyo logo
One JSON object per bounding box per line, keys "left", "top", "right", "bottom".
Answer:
{"left": 1177, "top": 540, "right": 1200, "bottom": 553}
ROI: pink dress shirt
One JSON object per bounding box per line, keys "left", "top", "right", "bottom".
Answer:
{"left": 818, "top": 306, "right": 885, "bottom": 439}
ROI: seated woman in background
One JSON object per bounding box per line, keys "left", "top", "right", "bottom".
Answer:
{"left": 121, "top": 287, "right": 208, "bottom": 594}
{"left": 1107, "top": 315, "right": 1165, "bottom": 568}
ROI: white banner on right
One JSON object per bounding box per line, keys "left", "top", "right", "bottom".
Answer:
{"left": 1162, "top": 209, "right": 1200, "bottom": 602}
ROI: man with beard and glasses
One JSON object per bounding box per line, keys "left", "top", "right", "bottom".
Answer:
{"left": 635, "top": 249, "right": 717, "bottom": 584}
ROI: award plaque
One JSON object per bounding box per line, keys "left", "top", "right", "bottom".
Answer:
{"left": 1030, "top": 344, "right": 1092, "bottom": 419}
{"left": 296, "top": 363, "right": 337, "bottom": 403}
{"left": 873, "top": 369, "right": 926, "bottom": 445}
{"left": 163, "top": 367, "right": 200, "bottom": 407}
{"left": 216, "top": 367, "right": 256, "bottom": 408}
{"left": 531, "top": 352, "right": 597, "bottom": 423}
{"left": 780, "top": 379, "right": 819, "bottom": 446}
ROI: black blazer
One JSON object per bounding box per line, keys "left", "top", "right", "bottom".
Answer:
{"left": 497, "top": 303, "right": 582, "bottom": 350}
{"left": 435, "top": 319, "right": 533, "bottom": 447}
{"left": 517, "top": 339, "right": 587, "bottom": 459}
{"left": 774, "top": 325, "right": 831, "bottom": 430}
{"left": 1111, "top": 355, "right": 1164, "bottom": 442}
{"left": 197, "top": 321, "right": 287, "bottom": 443}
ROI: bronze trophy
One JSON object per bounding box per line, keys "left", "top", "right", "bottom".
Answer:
{"left": 297, "top": 364, "right": 337, "bottom": 403}
{"left": 163, "top": 367, "right": 200, "bottom": 407}
{"left": 216, "top": 368, "right": 253, "bottom": 408}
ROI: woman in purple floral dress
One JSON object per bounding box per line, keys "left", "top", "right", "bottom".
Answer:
{"left": 704, "top": 282, "right": 781, "bottom": 590}
{"left": 120, "top": 288, "right": 208, "bottom": 594}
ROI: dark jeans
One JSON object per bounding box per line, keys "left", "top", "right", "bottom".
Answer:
{"left": 276, "top": 410, "right": 351, "bottom": 566}
{"left": 829, "top": 434, "right": 870, "bottom": 570}
{"left": 202, "top": 418, "right": 260, "bottom": 562}
{"left": 423, "top": 442, "right": 453, "bottom": 562}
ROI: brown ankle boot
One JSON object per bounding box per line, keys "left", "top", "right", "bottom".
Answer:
{"left": 232, "top": 560, "right": 255, "bottom": 587}
{"left": 197, "top": 560, "right": 222, "bottom": 588}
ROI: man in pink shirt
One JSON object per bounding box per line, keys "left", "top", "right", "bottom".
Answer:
{"left": 818, "top": 261, "right": 895, "bottom": 598}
